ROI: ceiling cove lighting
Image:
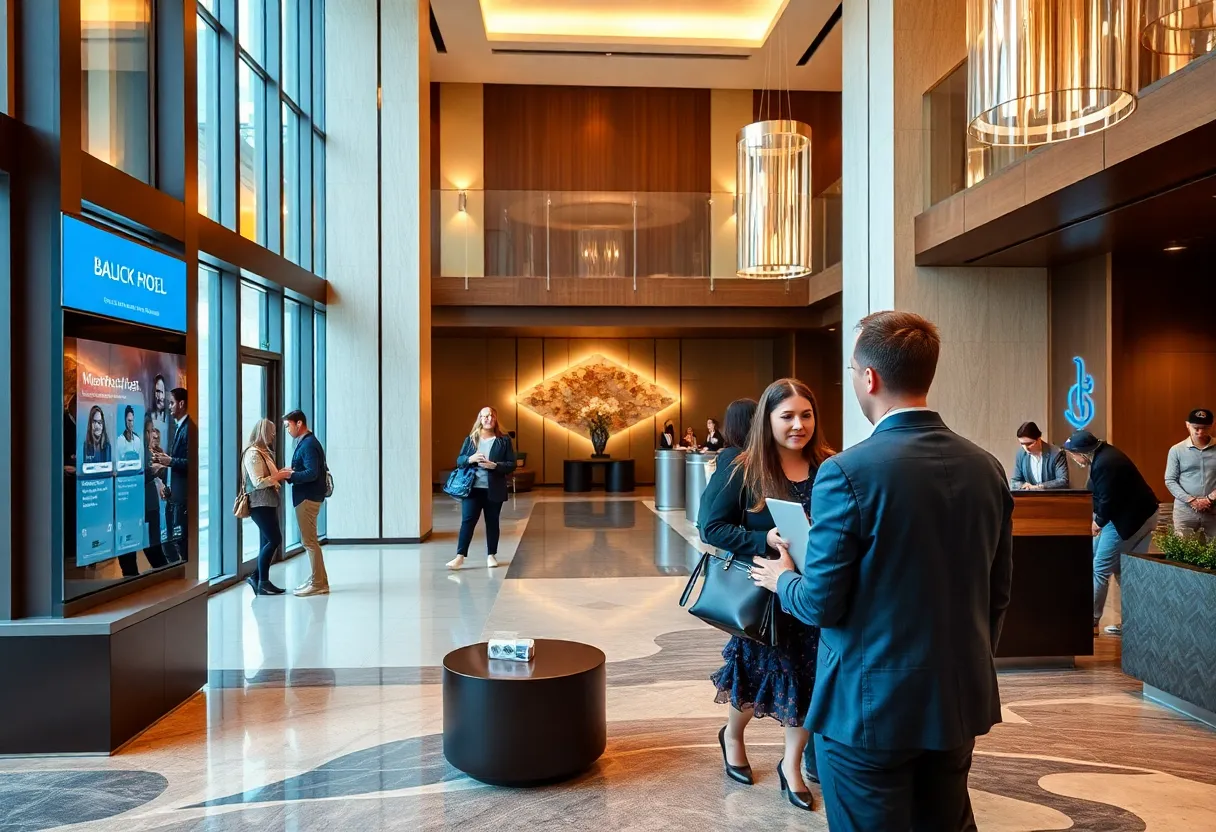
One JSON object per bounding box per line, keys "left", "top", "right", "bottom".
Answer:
{"left": 1142, "top": 0, "right": 1216, "bottom": 56}
{"left": 967, "top": 0, "right": 1139, "bottom": 146}
{"left": 736, "top": 119, "right": 813, "bottom": 278}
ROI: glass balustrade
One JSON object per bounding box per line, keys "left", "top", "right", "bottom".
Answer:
{"left": 432, "top": 186, "right": 842, "bottom": 285}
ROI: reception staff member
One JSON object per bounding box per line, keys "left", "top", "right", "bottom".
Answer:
{"left": 1010, "top": 421, "right": 1070, "bottom": 490}
{"left": 1165, "top": 408, "right": 1216, "bottom": 538}
{"left": 704, "top": 418, "right": 725, "bottom": 452}
{"left": 1063, "top": 430, "right": 1159, "bottom": 637}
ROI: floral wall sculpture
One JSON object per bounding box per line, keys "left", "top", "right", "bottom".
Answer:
{"left": 516, "top": 354, "right": 678, "bottom": 438}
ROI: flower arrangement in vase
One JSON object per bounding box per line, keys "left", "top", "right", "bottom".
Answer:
{"left": 578, "top": 397, "right": 620, "bottom": 458}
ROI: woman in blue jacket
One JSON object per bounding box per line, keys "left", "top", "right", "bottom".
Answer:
{"left": 448, "top": 406, "right": 517, "bottom": 570}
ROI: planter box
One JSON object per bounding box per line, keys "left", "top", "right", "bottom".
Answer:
{"left": 1122, "top": 554, "right": 1216, "bottom": 715}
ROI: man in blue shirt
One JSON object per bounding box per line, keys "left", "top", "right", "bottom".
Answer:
{"left": 277, "top": 410, "right": 329, "bottom": 596}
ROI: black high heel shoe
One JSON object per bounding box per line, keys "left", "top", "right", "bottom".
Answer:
{"left": 777, "top": 761, "right": 814, "bottom": 811}
{"left": 718, "top": 726, "right": 754, "bottom": 785}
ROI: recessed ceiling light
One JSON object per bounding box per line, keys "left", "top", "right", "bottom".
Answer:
{"left": 1164, "top": 244, "right": 1187, "bottom": 252}
{"left": 827, "top": 327, "right": 836, "bottom": 332}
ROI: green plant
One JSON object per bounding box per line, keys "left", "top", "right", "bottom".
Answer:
{"left": 1153, "top": 528, "right": 1216, "bottom": 571}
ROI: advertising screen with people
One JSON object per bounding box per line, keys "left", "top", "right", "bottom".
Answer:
{"left": 64, "top": 338, "right": 186, "bottom": 571}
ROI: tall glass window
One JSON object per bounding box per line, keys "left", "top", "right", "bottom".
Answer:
{"left": 314, "top": 309, "right": 327, "bottom": 537}
{"left": 313, "top": 131, "right": 326, "bottom": 276}
{"left": 238, "top": 0, "right": 266, "bottom": 65}
{"left": 240, "top": 282, "right": 269, "bottom": 349}
{"left": 284, "top": 299, "right": 302, "bottom": 548}
{"left": 81, "top": 0, "right": 154, "bottom": 182}
{"left": 238, "top": 59, "right": 265, "bottom": 244}
{"left": 198, "top": 15, "right": 221, "bottom": 220}
{"left": 198, "top": 266, "right": 216, "bottom": 580}
{"left": 282, "top": 104, "right": 301, "bottom": 263}
{"left": 282, "top": 0, "right": 301, "bottom": 103}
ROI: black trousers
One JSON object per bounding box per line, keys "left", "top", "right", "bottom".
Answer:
{"left": 457, "top": 488, "right": 503, "bottom": 556}
{"left": 815, "top": 734, "right": 977, "bottom": 832}
{"left": 249, "top": 506, "right": 282, "bottom": 583}
{"left": 165, "top": 503, "right": 189, "bottom": 563}
{"left": 118, "top": 509, "right": 169, "bottom": 577}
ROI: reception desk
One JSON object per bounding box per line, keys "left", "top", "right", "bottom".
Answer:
{"left": 999, "top": 491, "right": 1095, "bottom": 666}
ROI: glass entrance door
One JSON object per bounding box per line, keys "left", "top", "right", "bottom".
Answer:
{"left": 239, "top": 353, "right": 280, "bottom": 575}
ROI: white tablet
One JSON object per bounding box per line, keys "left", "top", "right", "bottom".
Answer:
{"left": 765, "top": 498, "right": 811, "bottom": 574}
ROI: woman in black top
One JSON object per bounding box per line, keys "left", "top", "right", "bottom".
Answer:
{"left": 701, "top": 379, "right": 833, "bottom": 812}
{"left": 704, "top": 418, "right": 725, "bottom": 452}
{"left": 658, "top": 420, "right": 677, "bottom": 450}
{"left": 698, "top": 399, "right": 757, "bottom": 523}
{"left": 448, "top": 406, "right": 516, "bottom": 570}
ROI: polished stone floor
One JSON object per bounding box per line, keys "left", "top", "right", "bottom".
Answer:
{"left": 2, "top": 491, "right": 1215, "bottom": 831}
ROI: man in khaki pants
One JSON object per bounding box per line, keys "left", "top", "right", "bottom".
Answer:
{"left": 277, "top": 410, "right": 329, "bottom": 596}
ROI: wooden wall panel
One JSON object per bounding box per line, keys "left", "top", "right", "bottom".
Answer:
{"left": 794, "top": 331, "right": 844, "bottom": 452}
{"left": 753, "top": 90, "right": 843, "bottom": 195}
{"left": 515, "top": 339, "right": 545, "bottom": 480}
{"left": 628, "top": 339, "right": 658, "bottom": 484}
{"left": 431, "top": 338, "right": 490, "bottom": 479}
{"left": 543, "top": 340, "right": 572, "bottom": 483}
{"left": 1112, "top": 253, "right": 1216, "bottom": 502}
{"left": 483, "top": 85, "right": 712, "bottom": 193}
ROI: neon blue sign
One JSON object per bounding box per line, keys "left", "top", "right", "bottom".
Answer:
{"left": 1065, "top": 356, "right": 1096, "bottom": 430}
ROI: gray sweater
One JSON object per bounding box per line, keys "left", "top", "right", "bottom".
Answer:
{"left": 1165, "top": 439, "right": 1216, "bottom": 503}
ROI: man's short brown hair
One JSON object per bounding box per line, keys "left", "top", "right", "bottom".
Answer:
{"left": 853, "top": 311, "right": 941, "bottom": 397}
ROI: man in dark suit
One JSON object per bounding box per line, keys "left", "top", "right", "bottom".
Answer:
{"left": 752, "top": 311, "right": 1013, "bottom": 831}
{"left": 154, "top": 387, "right": 191, "bottom": 564}
{"left": 1010, "top": 421, "right": 1071, "bottom": 490}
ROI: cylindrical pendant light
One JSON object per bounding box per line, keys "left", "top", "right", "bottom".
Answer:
{"left": 1142, "top": 0, "right": 1216, "bottom": 56}
{"left": 736, "top": 120, "right": 813, "bottom": 279}
{"left": 967, "top": 0, "right": 1139, "bottom": 146}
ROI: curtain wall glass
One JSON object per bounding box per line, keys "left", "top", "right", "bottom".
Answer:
{"left": 81, "top": 0, "right": 154, "bottom": 182}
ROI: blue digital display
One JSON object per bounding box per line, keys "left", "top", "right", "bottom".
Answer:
{"left": 1064, "top": 356, "right": 1096, "bottom": 430}
{"left": 61, "top": 215, "right": 187, "bottom": 332}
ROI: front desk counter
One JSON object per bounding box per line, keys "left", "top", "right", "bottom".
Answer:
{"left": 999, "top": 491, "right": 1095, "bottom": 667}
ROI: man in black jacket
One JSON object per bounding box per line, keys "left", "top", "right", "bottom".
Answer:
{"left": 153, "top": 388, "right": 192, "bottom": 564}
{"left": 278, "top": 410, "right": 329, "bottom": 596}
{"left": 1063, "top": 430, "right": 1159, "bottom": 637}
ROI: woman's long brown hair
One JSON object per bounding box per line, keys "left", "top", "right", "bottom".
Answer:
{"left": 734, "top": 378, "right": 834, "bottom": 512}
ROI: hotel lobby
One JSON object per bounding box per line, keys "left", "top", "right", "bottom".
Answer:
{"left": 2, "top": 0, "right": 1216, "bottom": 830}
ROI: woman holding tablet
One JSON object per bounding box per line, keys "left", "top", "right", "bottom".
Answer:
{"left": 700, "top": 378, "right": 834, "bottom": 812}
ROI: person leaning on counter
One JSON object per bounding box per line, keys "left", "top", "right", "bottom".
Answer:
{"left": 1010, "top": 421, "right": 1070, "bottom": 490}
{"left": 1165, "top": 408, "right": 1216, "bottom": 539}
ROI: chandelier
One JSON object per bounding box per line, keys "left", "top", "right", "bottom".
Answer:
{"left": 577, "top": 229, "right": 623, "bottom": 278}
{"left": 736, "top": 119, "right": 813, "bottom": 278}
{"left": 967, "top": 0, "right": 1138, "bottom": 146}
{"left": 1142, "top": 0, "right": 1216, "bottom": 56}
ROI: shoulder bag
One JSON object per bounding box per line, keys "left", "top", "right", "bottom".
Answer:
{"left": 679, "top": 551, "right": 778, "bottom": 645}
{"left": 444, "top": 444, "right": 477, "bottom": 500}
{"left": 233, "top": 447, "right": 253, "bottom": 519}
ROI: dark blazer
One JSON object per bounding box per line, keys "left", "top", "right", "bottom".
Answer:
{"left": 457, "top": 434, "right": 517, "bottom": 503}
{"left": 777, "top": 411, "right": 1013, "bottom": 752}
{"left": 658, "top": 433, "right": 676, "bottom": 450}
{"left": 700, "top": 453, "right": 813, "bottom": 558}
{"left": 166, "top": 417, "right": 191, "bottom": 506}
{"left": 704, "top": 432, "right": 726, "bottom": 452}
{"left": 288, "top": 432, "right": 327, "bottom": 507}
{"left": 698, "top": 447, "right": 743, "bottom": 532}
{"left": 1088, "top": 443, "right": 1159, "bottom": 540}
{"left": 1010, "top": 442, "right": 1070, "bottom": 490}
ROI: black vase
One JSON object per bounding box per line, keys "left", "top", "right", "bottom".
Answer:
{"left": 590, "top": 426, "right": 610, "bottom": 458}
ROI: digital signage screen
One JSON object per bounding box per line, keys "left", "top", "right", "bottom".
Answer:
{"left": 64, "top": 338, "right": 187, "bottom": 575}
{"left": 61, "top": 214, "right": 188, "bottom": 332}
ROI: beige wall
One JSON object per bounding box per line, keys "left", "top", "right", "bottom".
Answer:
{"left": 842, "top": 0, "right": 1049, "bottom": 474}
{"left": 431, "top": 337, "right": 779, "bottom": 485}
{"left": 709, "top": 89, "right": 753, "bottom": 278}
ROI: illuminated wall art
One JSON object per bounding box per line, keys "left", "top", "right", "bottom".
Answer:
{"left": 516, "top": 354, "right": 678, "bottom": 437}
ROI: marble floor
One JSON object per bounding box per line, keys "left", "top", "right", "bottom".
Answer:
{"left": 3, "top": 490, "right": 1215, "bottom": 831}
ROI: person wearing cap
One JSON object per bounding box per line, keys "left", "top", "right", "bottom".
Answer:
{"left": 1165, "top": 409, "right": 1216, "bottom": 539}
{"left": 1062, "top": 430, "right": 1159, "bottom": 637}
{"left": 1010, "top": 421, "right": 1070, "bottom": 490}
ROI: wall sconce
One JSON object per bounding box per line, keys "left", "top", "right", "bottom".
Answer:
{"left": 458, "top": 190, "right": 468, "bottom": 213}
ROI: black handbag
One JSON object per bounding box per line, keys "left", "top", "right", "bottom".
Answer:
{"left": 443, "top": 466, "right": 475, "bottom": 500}
{"left": 680, "top": 551, "right": 778, "bottom": 645}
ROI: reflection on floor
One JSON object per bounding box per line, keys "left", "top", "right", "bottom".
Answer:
{"left": 2, "top": 491, "right": 1214, "bottom": 832}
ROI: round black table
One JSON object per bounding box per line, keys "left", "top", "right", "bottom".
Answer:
{"left": 442, "top": 639, "right": 607, "bottom": 786}
{"left": 563, "top": 458, "right": 636, "bottom": 493}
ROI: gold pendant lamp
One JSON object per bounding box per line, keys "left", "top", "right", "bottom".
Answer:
{"left": 735, "top": 119, "right": 813, "bottom": 279}
{"left": 967, "top": 0, "right": 1139, "bottom": 146}
{"left": 1142, "top": 0, "right": 1216, "bottom": 56}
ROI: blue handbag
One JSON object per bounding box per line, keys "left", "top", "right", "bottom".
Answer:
{"left": 443, "top": 466, "right": 476, "bottom": 500}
